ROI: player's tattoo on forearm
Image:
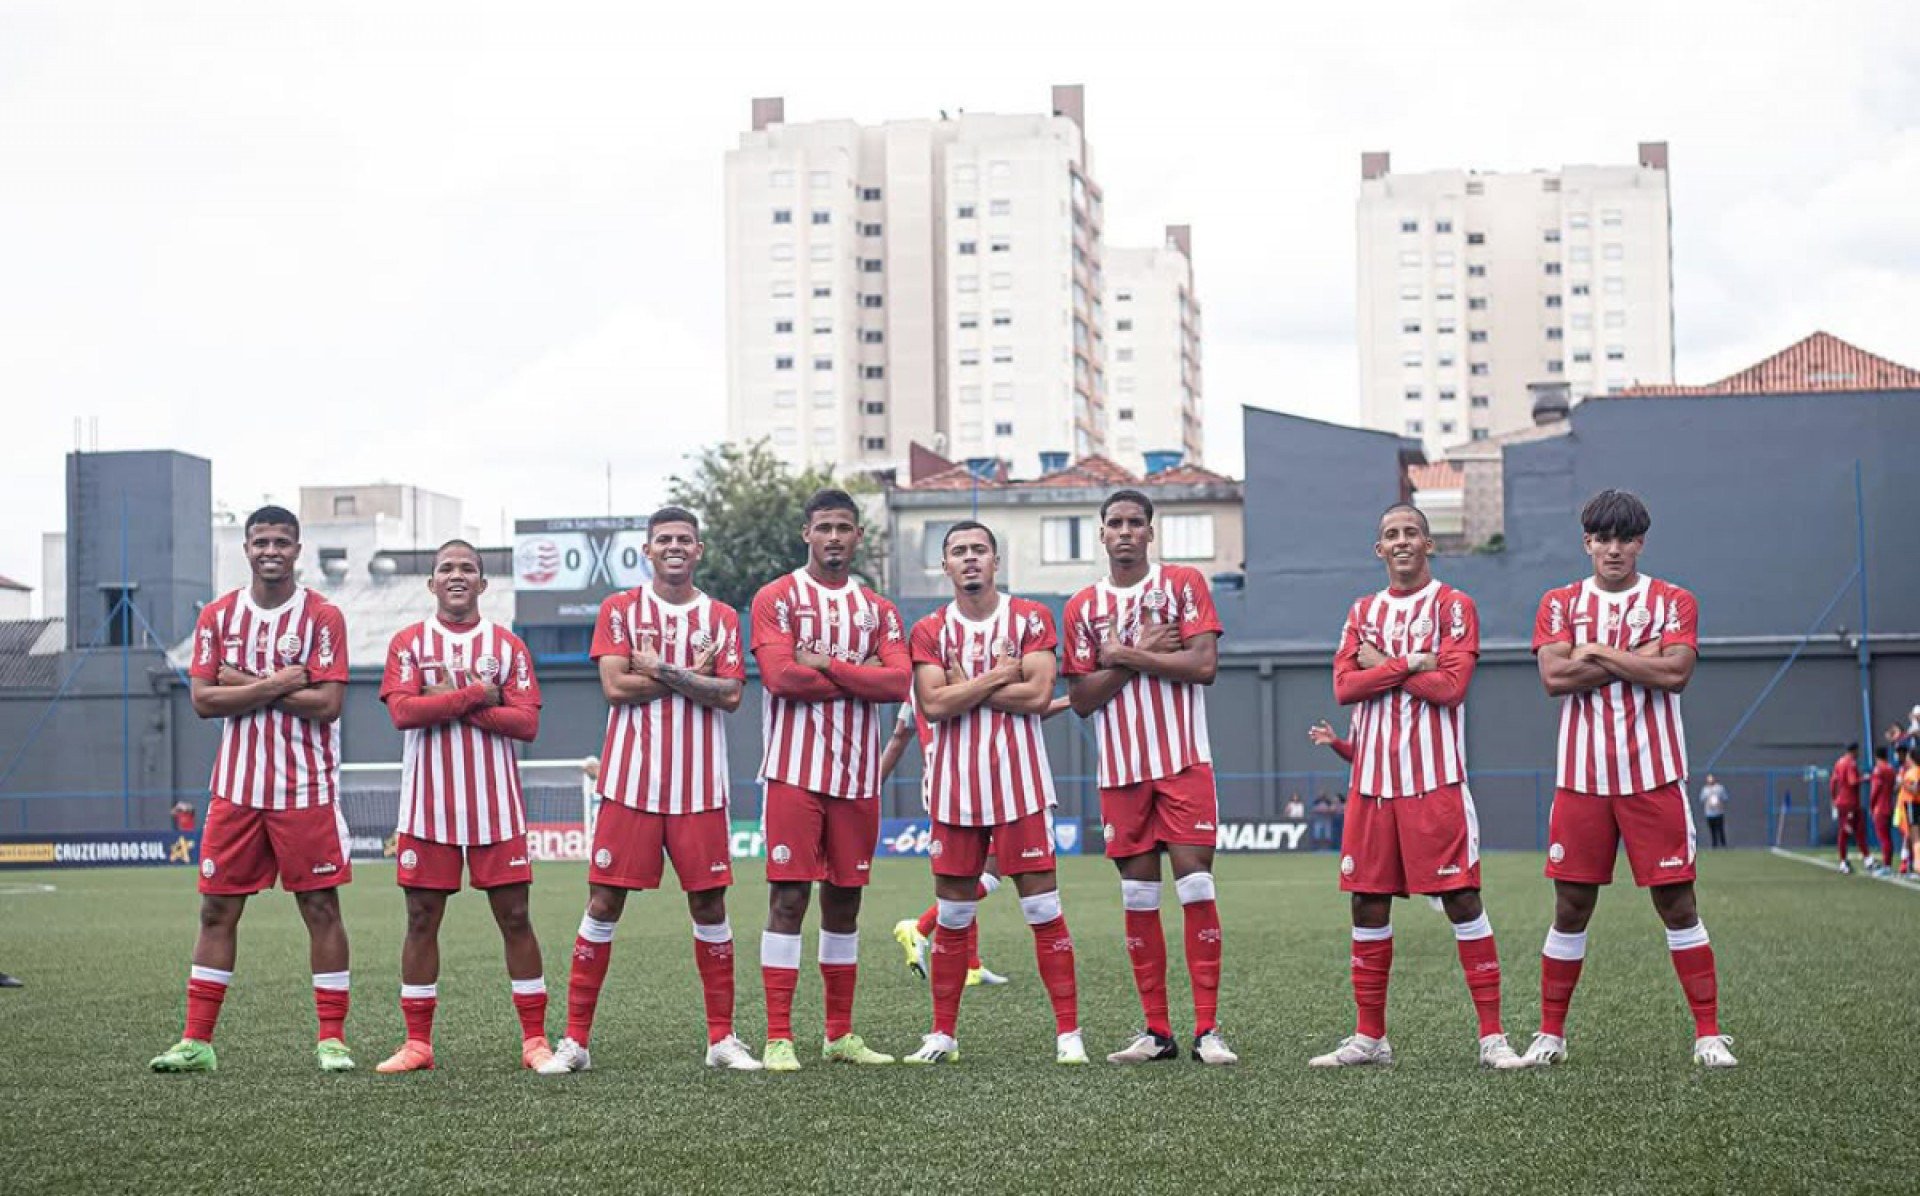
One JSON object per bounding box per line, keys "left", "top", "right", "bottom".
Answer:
{"left": 656, "top": 661, "right": 741, "bottom": 703}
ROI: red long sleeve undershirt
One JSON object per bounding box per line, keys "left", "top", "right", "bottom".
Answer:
{"left": 387, "top": 685, "right": 486, "bottom": 730}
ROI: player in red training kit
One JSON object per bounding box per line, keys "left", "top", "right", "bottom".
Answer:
{"left": 1831, "top": 745, "right": 1867, "bottom": 874}
{"left": 1869, "top": 756, "right": 1897, "bottom": 874}
{"left": 900, "top": 521, "right": 1084, "bottom": 1066}
{"left": 1064, "top": 489, "right": 1236, "bottom": 1066}
{"left": 1522, "top": 489, "right": 1734, "bottom": 1069}
{"left": 150, "top": 506, "right": 354, "bottom": 1074}
{"left": 1308, "top": 504, "right": 1524, "bottom": 1071}
{"left": 373, "top": 541, "right": 550, "bottom": 1074}
{"left": 541, "top": 507, "right": 760, "bottom": 1074}
{"left": 750, "top": 489, "right": 911, "bottom": 1071}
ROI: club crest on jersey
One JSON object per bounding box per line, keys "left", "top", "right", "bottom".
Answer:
{"left": 1410, "top": 617, "right": 1434, "bottom": 639}
{"left": 928, "top": 838, "right": 944, "bottom": 858}
{"left": 315, "top": 625, "right": 336, "bottom": 669}
{"left": 990, "top": 636, "right": 1013, "bottom": 660}
{"left": 1142, "top": 587, "right": 1169, "bottom": 612}
{"left": 1626, "top": 608, "right": 1652, "bottom": 631}
{"left": 276, "top": 632, "right": 303, "bottom": 662}
{"left": 474, "top": 654, "right": 502, "bottom": 682}
{"left": 854, "top": 609, "right": 878, "bottom": 632}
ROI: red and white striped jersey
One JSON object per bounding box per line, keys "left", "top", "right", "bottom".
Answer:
{"left": 752, "top": 570, "right": 909, "bottom": 799}
{"left": 381, "top": 619, "right": 541, "bottom": 845}
{"left": 190, "top": 588, "right": 348, "bottom": 811}
{"left": 1532, "top": 575, "right": 1698, "bottom": 796}
{"left": 589, "top": 587, "right": 745, "bottom": 815}
{"left": 1336, "top": 581, "right": 1478, "bottom": 798}
{"left": 909, "top": 596, "right": 1059, "bottom": 826}
{"left": 1061, "top": 564, "right": 1222, "bottom": 789}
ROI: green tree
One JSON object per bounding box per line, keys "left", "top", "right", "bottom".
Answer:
{"left": 663, "top": 439, "right": 885, "bottom": 610}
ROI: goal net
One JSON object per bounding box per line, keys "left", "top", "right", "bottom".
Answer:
{"left": 337, "top": 759, "right": 597, "bottom": 862}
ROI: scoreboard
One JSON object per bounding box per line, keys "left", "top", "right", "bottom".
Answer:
{"left": 513, "top": 516, "right": 653, "bottom": 626}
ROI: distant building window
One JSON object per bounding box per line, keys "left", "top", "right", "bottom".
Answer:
{"left": 1470, "top": 394, "right": 1489, "bottom": 408}
{"left": 1603, "top": 243, "right": 1624, "bottom": 261}
{"left": 1435, "top": 219, "right": 1453, "bottom": 234}
{"left": 1604, "top": 311, "right": 1627, "bottom": 329}
{"left": 1466, "top": 232, "right": 1485, "bottom": 246}
{"left": 1399, "top": 251, "right": 1422, "bottom": 267}
{"left": 1437, "top": 353, "right": 1456, "bottom": 367}
{"left": 1436, "top": 321, "right": 1457, "bottom": 336}
{"left": 1117, "top": 319, "right": 1133, "bottom": 332}
{"left": 812, "top": 211, "right": 831, "bottom": 225}
{"left": 813, "top": 357, "right": 833, "bottom": 371}
{"left": 771, "top": 244, "right": 794, "bottom": 261}
{"left": 860, "top": 187, "right": 883, "bottom": 201}
{"left": 812, "top": 389, "right": 835, "bottom": 408}
{"left": 862, "top": 259, "right": 883, "bottom": 273}
{"left": 773, "top": 389, "right": 797, "bottom": 408}
{"left": 1406, "top": 419, "right": 1423, "bottom": 434}
{"left": 1467, "top": 265, "right": 1486, "bottom": 278}
{"left": 959, "top": 349, "right": 980, "bottom": 366}
{"left": 992, "top": 382, "right": 1013, "bottom": 402}
{"left": 990, "top": 273, "right": 1013, "bottom": 290}
{"left": 770, "top": 170, "right": 793, "bottom": 188}
{"left": 1433, "top": 251, "right": 1456, "bottom": 267}
{"left": 1546, "top": 328, "right": 1564, "bottom": 341}
{"left": 1159, "top": 514, "right": 1217, "bottom": 562}
{"left": 1041, "top": 516, "right": 1095, "bottom": 563}
{"left": 989, "top": 199, "right": 1011, "bottom": 216}
{"left": 1116, "top": 290, "right": 1133, "bottom": 302}
{"left": 1404, "top": 387, "right": 1423, "bottom": 401}
{"left": 1606, "top": 345, "right": 1626, "bottom": 361}
{"left": 958, "top": 241, "right": 978, "bottom": 255}
{"left": 1571, "top": 283, "right": 1591, "bottom": 297}
{"left": 1439, "top": 420, "right": 1456, "bottom": 435}
{"left": 1604, "top": 277, "right": 1625, "bottom": 294}
{"left": 774, "top": 319, "right": 793, "bottom": 334}
{"left": 861, "top": 294, "right": 882, "bottom": 308}
{"left": 1402, "top": 352, "right": 1422, "bottom": 367}
{"left": 861, "top": 222, "right": 882, "bottom": 236}
{"left": 992, "top": 310, "right": 1012, "bottom": 327}
{"left": 1117, "top": 407, "right": 1134, "bottom": 421}
{"left": 863, "top": 365, "right": 885, "bottom": 379}
{"left": 771, "top": 280, "right": 795, "bottom": 298}
{"left": 1465, "top": 180, "right": 1483, "bottom": 195}
{"left": 863, "top": 436, "right": 886, "bottom": 451}
{"left": 1572, "top": 350, "right": 1592, "bottom": 364}
{"left": 1570, "top": 212, "right": 1590, "bottom": 229}
{"left": 957, "top": 204, "right": 976, "bottom": 219}
{"left": 1400, "top": 219, "right": 1419, "bottom": 233}
{"left": 993, "top": 420, "right": 1013, "bottom": 436}
{"left": 812, "top": 318, "right": 831, "bottom": 335}
{"left": 1469, "top": 330, "right": 1487, "bottom": 343}
{"left": 991, "top": 238, "right": 1011, "bottom": 253}
{"left": 1468, "top": 297, "right": 1487, "bottom": 311}
{"left": 1399, "top": 285, "right": 1422, "bottom": 301}
{"left": 862, "top": 330, "right": 884, "bottom": 344}
{"left": 775, "top": 356, "right": 794, "bottom": 370}
{"left": 1545, "top": 295, "right": 1563, "bottom": 308}
{"left": 809, "top": 244, "right": 832, "bottom": 262}
{"left": 1438, "top": 388, "right": 1457, "bottom": 401}
{"left": 1402, "top": 320, "right": 1422, "bottom": 334}
{"left": 1547, "top": 360, "right": 1565, "bottom": 374}
{"left": 332, "top": 495, "right": 357, "bottom": 517}
{"left": 1469, "top": 362, "right": 1489, "bottom": 376}
{"left": 1544, "top": 262, "right": 1563, "bottom": 275}
{"left": 1571, "top": 313, "right": 1592, "bottom": 330}
{"left": 772, "top": 209, "right": 792, "bottom": 224}
{"left": 992, "top": 346, "right": 1013, "bottom": 364}
{"left": 988, "top": 160, "right": 1012, "bottom": 179}
{"left": 1116, "top": 348, "right": 1135, "bottom": 363}
{"left": 921, "top": 521, "right": 957, "bottom": 568}
{"left": 1542, "top": 178, "right": 1561, "bottom": 192}
{"left": 1544, "top": 229, "right": 1561, "bottom": 243}
{"left": 1570, "top": 246, "right": 1592, "bottom": 264}
{"left": 958, "top": 313, "right": 979, "bottom": 330}
{"left": 808, "top": 171, "right": 831, "bottom": 189}
{"left": 1471, "top": 428, "right": 1490, "bottom": 441}
{"left": 864, "top": 400, "right": 884, "bottom": 415}
{"left": 1601, "top": 208, "right": 1623, "bottom": 226}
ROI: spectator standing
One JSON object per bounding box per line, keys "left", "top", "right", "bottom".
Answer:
{"left": 1869, "top": 758, "right": 1897, "bottom": 874}
{"left": 1283, "top": 793, "right": 1306, "bottom": 820}
{"left": 171, "top": 801, "right": 198, "bottom": 834}
{"left": 1699, "top": 776, "right": 1728, "bottom": 848}
{"left": 1310, "top": 794, "right": 1336, "bottom": 852}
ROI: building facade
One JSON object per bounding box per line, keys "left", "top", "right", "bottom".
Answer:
{"left": 1356, "top": 143, "right": 1674, "bottom": 457}
{"left": 1104, "top": 225, "right": 1203, "bottom": 474}
{"left": 725, "top": 86, "right": 1109, "bottom": 480}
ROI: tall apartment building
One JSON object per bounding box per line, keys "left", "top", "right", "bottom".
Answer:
{"left": 1104, "top": 225, "right": 1203, "bottom": 473}
{"left": 725, "top": 86, "right": 1107, "bottom": 479}
{"left": 1355, "top": 143, "right": 1673, "bottom": 457}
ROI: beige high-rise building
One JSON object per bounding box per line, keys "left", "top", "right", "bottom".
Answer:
{"left": 1355, "top": 144, "right": 1674, "bottom": 457}
{"left": 724, "top": 87, "right": 1107, "bottom": 479}
{"left": 1104, "top": 225, "right": 1203, "bottom": 474}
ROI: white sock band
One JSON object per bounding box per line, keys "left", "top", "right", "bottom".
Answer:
{"left": 578, "top": 914, "right": 617, "bottom": 944}
{"left": 1019, "top": 890, "right": 1063, "bottom": 926}
{"left": 400, "top": 983, "right": 437, "bottom": 1000}
{"left": 936, "top": 899, "right": 979, "bottom": 931}
{"left": 510, "top": 976, "right": 546, "bottom": 996}
{"left": 1351, "top": 924, "right": 1394, "bottom": 943}
{"left": 1451, "top": 913, "right": 1493, "bottom": 941}
{"left": 1121, "top": 879, "right": 1162, "bottom": 911}
{"left": 819, "top": 930, "right": 860, "bottom": 966}
{"left": 312, "top": 971, "right": 350, "bottom": 991}
{"left": 189, "top": 965, "right": 232, "bottom": 986}
{"left": 692, "top": 919, "right": 733, "bottom": 944}
{"left": 1543, "top": 928, "right": 1588, "bottom": 961}
{"left": 1174, "top": 872, "right": 1216, "bottom": 905}
{"left": 978, "top": 872, "right": 1003, "bottom": 897}
{"left": 761, "top": 931, "right": 802, "bottom": 970}
{"left": 1665, "top": 922, "right": 1710, "bottom": 952}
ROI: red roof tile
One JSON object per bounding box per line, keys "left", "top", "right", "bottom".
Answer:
{"left": 906, "top": 463, "right": 1005, "bottom": 492}
{"left": 1618, "top": 332, "right": 1920, "bottom": 397}
{"left": 1140, "top": 462, "right": 1237, "bottom": 486}
{"left": 1012, "top": 454, "right": 1138, "bottom": 490}
{"left": 1408, "top": 462, "right": 1463, "bottom": 491}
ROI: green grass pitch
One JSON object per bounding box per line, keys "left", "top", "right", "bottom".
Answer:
{"left": 1, "top": 851, "right": 1912, "bottom": 1195}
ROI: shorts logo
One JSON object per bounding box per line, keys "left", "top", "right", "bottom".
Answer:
{"left": 1435, "top": 864, "right": 1461, "bottom": 876}
{"left": 856, "top": 859, "right": 870, "bottom": 871}
{"left": 474, "top": 654, "right": 502, "bottom": 681}
{"left": 399, "top": 849, "right": 419, "bottom": 870}
{"left": 709, "top": 861, "right": 728, "bottom": 873}
{"left": 1658, "top": 856, "right": 1684, "bottom": 868}
{"left": 277, "top": 632, "right": 304, "bottom": 660}
{"left": 200, "top": 857, "right": 216, "bottom": 878}
{"left": 1019, "top": 847, "right": 1045, "bottom": 859}
{"left": 594, "top": 848, "right": 613, "bottom": 869}
{"left": 771, "top": 844, "right": 792, "bottom": 865}
{"left": 1195, "top": 820, "right": 1215, "bottom": 831}
{"left": 311, "top": 861, "right": 338, "bottom": 875}
{"left": 929, "top": 840, "right": 944, "bottom": 858}
{"left": 1549, "top": 842, "right": 1566, "bottom": 864}
{"left": 508, "top": 857, "right": 528, "bottom": 869}
{"left": 1102, "top": 823, "right": 1115, "bottom": 842}
{"left": 1340, "top": 855, "right": 1355, "bottom": 876}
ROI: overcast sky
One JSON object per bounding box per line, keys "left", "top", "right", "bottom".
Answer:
{"left": 3, "top": 0, "right": 1916, "bottom": 609}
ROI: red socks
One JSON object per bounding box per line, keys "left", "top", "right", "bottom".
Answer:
{"left": 1451, "top": 915, "right": 1503, "bottom": 1038}
{"left": 184, "top": 966, "right": 230, "bottom": 1042}
{"left": 819, "top": 930, "right": 860, "bottom": 1042}
{"left": 1667, "top": 924, "right": 1720, "bottom": 1037}
{"left": 1182, "top": 900, "right": 1223, "bottom": 1032}
{"left": 1540, "top": 928, "right": 1587, "bottom": 1037}
{"left": 511, "top": 978, "right": 548, "bottom": 1041}
{"left": 692, "top": 924, "right": 736, "bottom": 1045}
{"left": 1029, "top": 916, "right": 1079, "bottom": 1034}
{"left": 312, "top": 971, "right": 349, "bottom": 1041}
{"left": 1350, "top": 929, "right": 1393, "bottom": 1039}
{"left": 930, "top": 922, "right": 970, "bottom": 1036}
{"left": 1123, "top": 908, "right": 1172, "bottom": 1037}
{"left": 760, "top": 931, "right": 801, "bottom": 1042}
{"left": 400, "top": 984, "right": 437, "bottom": 1045}
{"left": 566, "top": 916, "right": 617, "bottom": 1046}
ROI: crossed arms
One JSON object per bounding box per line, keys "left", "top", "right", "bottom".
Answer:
{"left": 193, "top": 666, "right": 344, "bottom": 724}
{"left": 1067, "top": 621, "right": 1219, "bottom": 717}
{"left": 1537, "top": 638, "right": 1695, "bottom": 697}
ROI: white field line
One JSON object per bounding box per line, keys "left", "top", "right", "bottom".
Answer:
{"left": 1768, "top": 846, "right": 1920, "bottom": 893}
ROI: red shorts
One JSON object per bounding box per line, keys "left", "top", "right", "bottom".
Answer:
{"left": 589, "top": 801, "right": 734, "bottom": 892}
{"left": 395, "top": 832, "right": 532, "bottom": 891}
{"left": 1546, "top": 783, "right": 1696, "bottom": 887}
{"left": 762, "top": 781, "right": 879, "bottom": 888}
{"left": 1339, "top": 782, "right": 1481, "bottom": 896}
{"left": 198, "top": 798, "right": 351, "bottom": 896}
{"left": 1099, "top": 763, "right": 1218, "bottom": 859}
{"left": 930, "top": 810, "right": 1056, "bottom": 879}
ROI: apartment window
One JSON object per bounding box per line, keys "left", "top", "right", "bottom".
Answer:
{"left": 813, "top": 285, "right": 832, "bottom": 299}
{"left": 1400, "top": 219, "right": 1419, "bottom": 234}
{"left": 1471, "top": 429, "right": 1490, "bottom": 441}
{"left": 809, "top": 244, "right": 832, "bottom": 262}
{"left": 1544, "top": 229, "right": 1561, "bottom": 243}
{"left": 812, "top": 318, "right": 831, "bottom": 335}
{"left": 1116, "top": 319, "right": 1133, "bottom": 332}
{"left": 990, "top": 238, "right": 1011, "bottom": 253}
{"left": 1571, "top": 313, "right": 1592, "bottom": 330}
{"left": 863, "top": 437, "right": 886, "bottom": 451}
{"left": 957, "top": 204, "right": 976, "bottom": 219}
{"left": 1606, "top": 345, "right": 1626, "bottom": 361}
{"left": 811, "top": 211, "right": 831, "bottom": 225}
{"left": 1436, "top": 289, "right": 1456, "bottom": 303}
{"left": 861, "top": 294, "right": 882, "bottom": 308}
{"left": 994, "top": 420, "right": 1013, "bottom": 436}
{"left": 990, "top": 273, "right": 1013, "bottom": 290}
{"left": 1116, "top": 376, "right": 1135, "bottom": 393}
{"left": 773, "top": 319, "right": 793, "bottom": 334}
{"left": 862, "top": 330, "right": 884, "bottom": 344}
{"left": 1437, "top": 353, "right": 1456, "bottom": 368}
{"left": 1434, "top": 251, "right": 1456, "bottom": 267}
{"left": 771, "top": 244, "right": 794, "bottom": 261}
{"left": 958, "top": 313, "right": 979, "bottom": 330}
{"left": 774, "top": 356, "right": 794, "bottom": 370}
{"left": 1546, "top": 327, "right": 1564, "bottom": 341}
{"left": 811, "top": 389, "right": 835, "bottom": 408}
{"left": 1406, "top": 419, "right": 1424, "bottom": 434}
{"left": 1469, "top": 363, "right": 1489, "bottom": 376}
{"left": 772, "top": 209, "right": 792, "bottom": 224}
{"left": 1399, "top": 251, "right": 1422, "bottom": 267}
{"left": 1404, "top": 386, "right": 1423, "bottom": 401}
{"left": 1572, "top": 283, "right": 1591, "bottom": 297}
{"left": 1401, "top": 320, "right": 1422, "bottom": 334}
{"left": 1117, "top": 348, "right": 1135, "bottom": 363}
{"left": 860, "top": 187, "right": 882, "bottom": 201}
{"left": 1603, "top": 243, "right": 1624, "bottom": 261}
{"left": 1438, "top": 387, "right": 1457, "bottom": 401}
{"left": 988, "top": 160, "right": 1012, "bottom": 179}
{"left": 773, "top": 389, "right": 796, "bottom": 408}
{"left": 1399, "top": 285, "right": 1421, "bottom": 301}
{"left": 1468, "top": 297, "right": 1487, "bottom": 310}
{"left": 812, "top": 357, "right": 832, "bottom": 371}
{"left": 959, "top": 420, "right": 982, "bottom": 440}
{"left": 1402, "top": 352, "right": 1422, "bottom": 368}
{"left": 1116, "top": 290, "right": 1133, "bottom": 302}
{"left": 1570, "top": 212, "right": 1590, "bottom": 229}
{"left": 1471, "top": 394, "right": 1489, "bottom": 408}
{"left": 1466, "top": 180, "right": 1484, "bottom": 195}
{"left": 1435, "top": 219, "right": 1453, "bottom": 233}
{"left": 954, "top": 164, "right": 978, "bottom": 184}
{"left": 863, "top": 400, "right": 885, "bottom": 415}
{"left": 1547, "top": 360, "right": 1564, "bottom": 374}
{"left": 989, "top": 198, "right": 1011, "bottom": 216}
{"left": 862, "top": 365, "right": 884, "bottom": 379}
{"left": 808, "top": 171, "right": 831, "bottom": 189}
{"left": 1604, "top": 311, "right": 1627, "bottom": 329}
{"left": 1468, "top": 330, "right": 1487, "bottom": 343}
{"left": 958, "top": 241, "right": 978, "bottom": 255}
{"left": 1117, "top": 407, "right": 1134, "bottom": 421}
{"left": 860, "top": 222, "right": 882, "bottom": 236}
{"left": 1159, "top": 514, "right": 1217, "bottom": 562}
{"left": 959, "top": 349, "right": 980, "bottom": 366}
{"left": 1543, "top": 178, "right": 1561, "bottom": 192}
{"left": 957, "top": 276, "right": 979, "bottom": 293}
{"left": 1601, "top": 208, "right": 1623, "bottom": 226}
{"left": 1570, "top": 246, "right": 1592, "bottom": 263}
{"left": 861, "top": 259, "right": 882, "bottom": 273}
{"left": 1604, "top": 277, "right": 1625, "bottom": 295}
{"left": 1437, "top": 321, "right": 1457, "bottom": 336}
{"left": 1544, "top": 262, "right": 1563, "bottom": 275}
{"left": 1439, "top": 420, "right": 1457, "bottom": 435}
{"left": 1545, "top": 294, "right": 1563, "bottom": 308}
{"left": 771, "top": 280, "right": 794, "bottom": 298}
{"left": 1467, "top": 265, "right": 1486, "bottom": 278}
{"left": 992, "top": 382, "right": 1014, "bottom": 402}
{"left": 1041, "top": 516, "right": 1095, "bottom": 564}
{"left": 1466, "top": 232, "right": 1485, "bottom": 246}
{"left": 992, "top": 346, "right": 1013, "bottom": 364}
{"left": 770, "top": 170, "right": 793, "bottom": 187}
{"left": 1572, "top": 350, "right": 1593, "bottom": 364}
{"left": 773, "top": 426, "right": 796, "bottom": 446}
{"left": 992, "top": 310, "right": 1011, "bottom": 327}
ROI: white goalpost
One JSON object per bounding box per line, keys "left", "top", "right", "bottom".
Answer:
{"left": 336, "top": 759, "right": 598, "bottom": 862}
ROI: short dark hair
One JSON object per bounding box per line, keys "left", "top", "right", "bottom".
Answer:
{"left": 942, "top": 519, "right": 998, "bottom": 554}
{"left": 1100, "top": 488, "right": 1155, "bottom": 523}
{"left": 1381, "top": 502, "right": 1430, "bottom": 535}
{"left": 648, "top": 505, "right": 700, "bottom": 535}
{"left": 1846, "top": 742, "right": 1860, "bottom": 754}
{"left": 434, "top": 539, "right": 483, "bottom": 576}
{"left": 244, "top": 505, "right": 300, "bottom": 539}
{"left": 1580, "top": 489, "right": 1651, "bottom": 539}
{"left": 803, "top": 488, "right": 860, "bottom": 525}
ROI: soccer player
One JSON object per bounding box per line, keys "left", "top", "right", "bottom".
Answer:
{"left": 373, "top": 540, "right": 551, "bottom": 1074}
{"left": 1896, "top": 746, "right": 1920, "bottom": 876}
{"left": 1308, "top": 718, "right": 1355, "bottom": 765}
{"left": 1869, "top": 755, "right": 1897, "bottom": 875}
{"left": 540, "top": 506, "right": 760, "bottom": 1074}
{"left": 1307, "top": 504, "right": 1523, "bottom": 1070}
{"left": 750, "top": 489, "right": 911, "bottom": 1071}
{"left": 1832, "top": 744, "right": 1867, "bottom": 874}
{"left": 150, "top": 506, "right": 354, "bottom": 1074}
{"left": 1063, "top": 488, "right": 1236, "bottom": 1066}
{"left": 901, "top": 521, "right": 1084, "bottom": 1066}
{"left": 1522, "top": 489, "right": 1734, "bottom": 1069}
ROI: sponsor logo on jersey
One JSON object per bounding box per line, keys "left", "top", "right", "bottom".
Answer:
{"left": 315, "top": 624, "right": 336, "bottom": 670}
{"left": 1665, "top": 607, "right": 1684, "bottom": 634}
{"left": 397, "top": 649, "right": 415, "bottom": 683}
{"left": 514, "top": 654, "right": 531, "bottom": 690}
{"left": 197, "top": 628, "right": 214, "bottom": 664}
{"left": 1549, "top": 597, "right": 1566, "bottom": 635}
{"left": 1449, "top": 600, "right": 1466, "bottom": 640}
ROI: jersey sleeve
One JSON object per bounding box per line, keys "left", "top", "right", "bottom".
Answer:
{"left": 505, "top": 633, "right": 542, "bottom": 708}
{"left": 309, "top": 602, "right": 349, "bottom": 682}
{"left": 378, "top": 629, "right": 419, "bottom": 702}
{"left": 1019, "top": 602, "right": 1059, "bottom": 656}
{"left": 1660, "top": 585, "right": 1700, "bottom": 651}
{"left": 908, "top": 615, "right": 944, "bottom": 669}
{"left": 189, "top": 602, "right": 222, "bottom": 681}
{"left": 1443, "top": 591, "right": 1481, "bottom": 655}
{"left": 1060, "top": 592, "right": 1097, "bottom": 677}
{"left": 589, "top": 594, "right": 628, "bottom": 661}
{"left": 1531, "top": 588, "right": 1571, "bottom": 653}
{"left": 713, "top": 602, "right": 747, "bottom": 682}
{"left": 1175, "top": 568, "right": 1223, "bottom": 639}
